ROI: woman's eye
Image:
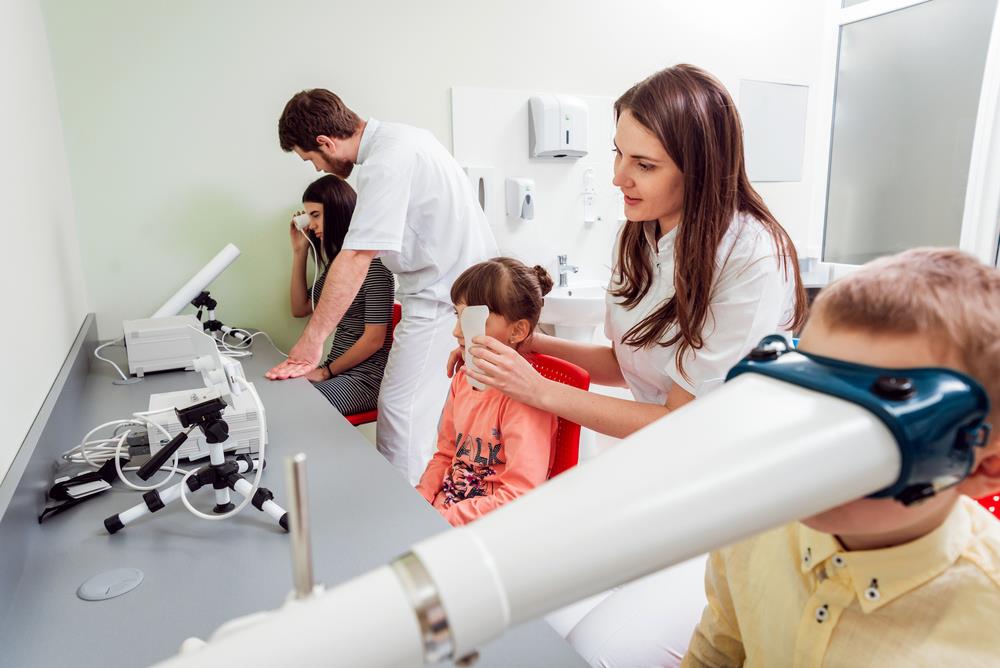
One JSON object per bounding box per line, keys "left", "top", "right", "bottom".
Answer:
{"left": 638, "top": 163, "right": 653, "bottom": 172}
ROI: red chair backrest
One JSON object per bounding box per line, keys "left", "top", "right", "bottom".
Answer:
{"left": 391, "top": 302, "right": 402, "bottom": 330}
{"left": 529, "top": 353, "right": 590, "bottom": 478}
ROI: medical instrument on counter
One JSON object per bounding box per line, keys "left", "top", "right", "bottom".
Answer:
{"left": 109, "top": 244, "right": 241, "bottom": 380}
{"left": 95, "top": 242, "right": 285, "bottom": 382}
{"left": 154, "top": 244, "right": 241, "bottom": 318}
{"left": 103, "top": 394, "right": 284, "bottom": 534}
{"left": 192, "top": 290, "right": 247, "bottom": 342}
{"left": 142, "top": 325, "right": 266, "bottom": 462}
{"left": 102, "top": 328, "right": 281, "bottom": 533}
{"left": 459, "top": 305, "right": 489, "bottom": 391}
{"left": 39, "top": 457, "right": 126, "bottom": 523}
{"left": 153, "top": 335, "right": 990, "bottom": 667}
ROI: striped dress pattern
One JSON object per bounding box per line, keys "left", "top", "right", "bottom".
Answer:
{"left": 310, "top": 258, "right": 394, "bottom": 414}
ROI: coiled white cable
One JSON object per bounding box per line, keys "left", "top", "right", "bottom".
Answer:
{"left": 218, "top": 329, "right": 288, "bottom": 358}
{"left": 65, "top": 415, "right": 189, "bottom": 490}
{"left": 177, "top": 376, "right": 266, "bottom": 521}
{"left": 301, "top": 227, "right": 319, "bottom": 312}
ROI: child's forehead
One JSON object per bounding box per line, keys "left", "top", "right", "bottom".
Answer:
{"left": 798, "top": 319, "right": 962, "bottom": 371}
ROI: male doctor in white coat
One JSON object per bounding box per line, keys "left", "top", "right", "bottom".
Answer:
{"left": 266, "top": 89, "right": 497, "bottom": 484}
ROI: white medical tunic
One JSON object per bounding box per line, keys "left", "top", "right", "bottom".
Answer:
{"left": 343, "top": 118, "right": 497, "bottom": 316}
{"left": 605, "top": 214, "right": 797, "bottom": 402}
{"left": 561, "top": 214, "right": 798, "bottom": 667}
{"left": 341, "top": 118, "right": 498, "bottom": 483}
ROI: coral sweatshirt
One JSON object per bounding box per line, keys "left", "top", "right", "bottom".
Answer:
{"left": 415, "top": 368, "right": 558, "bottom": 526}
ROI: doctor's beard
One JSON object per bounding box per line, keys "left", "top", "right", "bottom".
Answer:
{"left": 323, "top": 157, "right": 354, "bottom": 179}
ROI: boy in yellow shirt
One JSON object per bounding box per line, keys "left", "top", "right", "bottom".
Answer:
{"left": 684, "top": 248, "right": 1000, "bottom": 667}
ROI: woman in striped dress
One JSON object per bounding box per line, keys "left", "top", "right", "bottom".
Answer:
{"left": 289, "top": 175, "right": 394, "bottom": 414}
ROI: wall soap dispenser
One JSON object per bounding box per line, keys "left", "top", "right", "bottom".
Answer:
{"left": 505, "top": 178, "right": 535, "bottom": 220}
{"left": 529, "top": 94, "right": 588, "bottom": 159}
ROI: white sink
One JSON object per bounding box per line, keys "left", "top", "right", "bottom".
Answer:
{"left": 541, "top": 280, "right": 607, "bottom": 341}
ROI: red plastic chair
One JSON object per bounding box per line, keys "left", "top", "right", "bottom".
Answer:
{"left": 529, "top": 353, "right": 590, "bottom": 478}
{"left": 345, "top": 303, "right": 402, "bottom": 427}
{"left": 978, "top": 491, "right": 1000, "bottom": 520}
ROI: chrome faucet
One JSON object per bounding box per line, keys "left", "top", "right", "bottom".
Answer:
{"left": 557, "top": 254, "right": 579, "bottom": 288}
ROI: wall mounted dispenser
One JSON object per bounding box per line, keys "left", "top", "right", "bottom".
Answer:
{"left": 529, "top": 94, "right": 588, "bottom": 159}
{"left": 462, "top": 166, "right": 495, "bottom": 216}
{"left": 505, "top": 178, "right": 535, "bottom": 221}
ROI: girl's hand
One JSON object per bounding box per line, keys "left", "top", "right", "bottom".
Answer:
{"left": 446, "top": 345, "right": 465, "bottom": 377}
{"left": 305, "top": 366, "right": 331, "bottom": 383}
{"left": 289, "top": 211, "right": 309, "bottom": 255}
{"left": 466, "top": 335, "right": 546, "bottom": 406}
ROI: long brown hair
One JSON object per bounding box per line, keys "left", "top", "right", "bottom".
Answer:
{"left": 611, "top": 64, "right": 807, "bottom": 380}
{"left": 302, "top": 175, "right": 357, "bottom": 267}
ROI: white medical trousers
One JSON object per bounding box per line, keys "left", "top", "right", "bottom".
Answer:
{"left": 376, "top": 300, "right": 456, "bottom": 484}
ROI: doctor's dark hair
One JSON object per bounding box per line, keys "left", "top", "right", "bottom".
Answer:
{"left": 279, "top": 89, "right": 362, "bottom": 152}
{"left": 302, "top": 175, "right": 357, "bottom": 266}
{"left": 450, "top": 258, "right": 554, "bottom": 334}
{"left": 612, "top": 64, "right": 807, "bottom": 381}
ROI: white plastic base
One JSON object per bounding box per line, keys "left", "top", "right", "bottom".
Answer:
{"left": 123, "top": 315, "right": 201, "bottom": 377}
{"left": 147, "top": 385, "right": 265, "bottom": 461}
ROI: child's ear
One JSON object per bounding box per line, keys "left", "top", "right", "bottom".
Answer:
{"left": 508, "top": 319, "right": 531, "bottom": 346}
{"left": 957, "top": 428, "right": 1000, "bottom": 499}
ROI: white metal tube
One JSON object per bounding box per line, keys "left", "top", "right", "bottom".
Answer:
{"left": 152, "top": 244, "right": 241, "bottom": 318}
{"left": 286, "top": 454, "right": 314, "bottom": 599}
{"left": 420, "top": 374, "right": 900, "bottom": 655}
{"left": 158, "top": 567, "right": 425, "bottom": 668}
{"left": 154, "top": 374, "right": 901, "bottom": 668}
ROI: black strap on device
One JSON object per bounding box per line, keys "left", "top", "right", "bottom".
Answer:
{"left": 39, "top": 458, "right": 125, "bottom": 524}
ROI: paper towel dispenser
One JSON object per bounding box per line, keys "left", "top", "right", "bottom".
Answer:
{"left": 529, "top": 94, "right": 588, "bottom": 160}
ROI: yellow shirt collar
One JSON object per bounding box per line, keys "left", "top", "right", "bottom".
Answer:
{"left": 796, "top": 500, "right": 972, "bottom": 613}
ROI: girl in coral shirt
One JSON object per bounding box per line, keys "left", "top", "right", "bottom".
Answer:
{"left": 416, "top": 258, "right": 558, "bottom": 526}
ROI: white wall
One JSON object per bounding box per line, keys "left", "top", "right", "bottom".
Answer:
{"left": 453, "top": 89, "right": 620, "bottom": 285}
{"left": 0, "top": 0, "right": 89, "bottom": 482}
{"left": 39, "top": 0, "right": 827, "bottom": 350}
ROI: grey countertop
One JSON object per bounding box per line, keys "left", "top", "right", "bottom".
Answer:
{"left": 0, "top": 325, "right": 584, "bottom": 667}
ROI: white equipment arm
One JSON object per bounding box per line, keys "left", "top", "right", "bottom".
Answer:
{"left": 154, "top": 373, "right": 901, "bottom": 668}
{"left": 152, "top": 244, "right": 241, "bottom": 318}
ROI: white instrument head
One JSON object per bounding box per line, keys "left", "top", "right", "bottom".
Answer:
{"left": 459, "top": 305, "right": 489, "bottom": 391}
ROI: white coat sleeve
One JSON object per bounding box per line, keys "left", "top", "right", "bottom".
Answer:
{"left": 341, "top": 156, "right": 414, "bottom": 253}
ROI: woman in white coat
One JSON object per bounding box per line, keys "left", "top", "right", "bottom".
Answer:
{"left": 457, "top": 64, "right": 808, "bottom": 666}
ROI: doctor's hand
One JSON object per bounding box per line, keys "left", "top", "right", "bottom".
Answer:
{"left": 465, "top": 336, "right": 546, "bottom": 407}
{"left": 446, "top": 346, "right": 465, "bottom": 377}
{"left": 265, "top": 337, "right": 323, "bottom": 380}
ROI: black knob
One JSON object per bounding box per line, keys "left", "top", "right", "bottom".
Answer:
{"left": 749, "top": 347, "right": 779, "bottom": 361}
{"left": 204, "top": 420, "right": 230, "bottom": 444}
{"left": 872, "top": 376, "right": 915, "bottom": 401}
{"left": 749, "top": 335, "right": 790, "bottom": 362}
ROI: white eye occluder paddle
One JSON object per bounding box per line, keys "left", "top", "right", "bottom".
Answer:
{"left": 460, "top": 305, "right": 490, "bottom": 391}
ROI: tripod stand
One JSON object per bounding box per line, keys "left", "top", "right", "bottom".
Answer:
{"left": 104, "top": 396, "right": 288, "bottom": 534}
{"left": 192, "top": 291, "right": 246, "bottom": 343}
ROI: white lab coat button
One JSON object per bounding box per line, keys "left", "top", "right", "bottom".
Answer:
{"left": 803, "top": 547, "right": 812, "bottom": 566}
{"left": 833, "top": 555, "right": 845, "bottom": 568}
{"left": 815, "top": 604, "right": 829, "bottom": 623}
